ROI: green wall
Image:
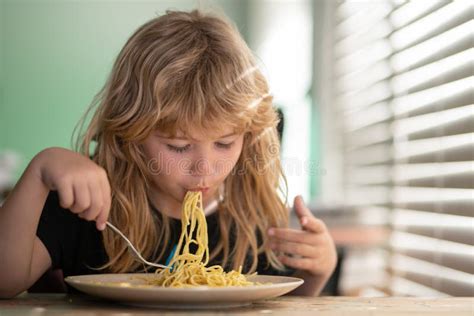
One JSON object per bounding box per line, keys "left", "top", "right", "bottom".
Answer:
{"left": 0, "top": 1, "right": 4, "bottom": 150}
{"left": 0, "top": 0, "right": 248, "bottom": 177}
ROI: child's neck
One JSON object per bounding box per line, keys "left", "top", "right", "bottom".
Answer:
{"left": 148, "top": 189, "right": 181, "bottom": 219}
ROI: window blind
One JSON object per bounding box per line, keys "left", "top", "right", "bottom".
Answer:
{"left": 329, "top": 0, "right": 473, "bottom": 296}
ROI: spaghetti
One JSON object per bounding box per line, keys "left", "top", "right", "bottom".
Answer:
{"left": 150, "top": 191, "right": 256, "bottom": 288}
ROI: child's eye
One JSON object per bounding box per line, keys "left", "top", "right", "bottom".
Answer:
{"left": 167, "top": 144, "right": 190, "bottom": 153}
{"left": 215, "top": 141, "right": 234, "bottom": 149}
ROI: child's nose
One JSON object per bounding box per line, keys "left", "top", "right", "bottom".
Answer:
{"left": 191, "top": 156, "right": 215, "bottom": 177}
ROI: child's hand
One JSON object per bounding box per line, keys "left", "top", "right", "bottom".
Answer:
{"left": 33, "top": 147, "right": 111, "bottom": 231}
{"left": 268, "top": 195, "right": 337, "bottom": 278}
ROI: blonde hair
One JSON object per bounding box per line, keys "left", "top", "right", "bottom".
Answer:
{"left": 75, "top": 9, "right": 289, "bottom": 273}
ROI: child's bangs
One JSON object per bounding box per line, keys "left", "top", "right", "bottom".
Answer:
{"left": 155, "top": 61, "right": 261, "bottom": 139}
{"left": 155, "top": 96, "right": 249, "bottom": 140}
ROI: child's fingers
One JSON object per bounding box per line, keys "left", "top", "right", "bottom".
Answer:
{"left": 99, "top": 169, "right": 111, "bottom": 213}
{"left": 300, "top": 216, "right": 327, "bottom": 234}
{"left": 268, "top": 227, "right": 324, "bottom": 244}
{"left": 83, "top": 180, "right": 104, "bottom": 222}
{"left": 78, "top": 207, "right": 97, "bottom": 222}
{"left": 293, "top": 195, "right": 312, "bottom": 219}
{"left": 268, "top": 228, "right": 307, "bottom": 243}
{"left": 271, "top": 240, "right": 316, "bottom": 258}
{"left": 71, "top": 181, "right": 91, "bottom": 214}
{"left": 96, "top": 169, "right": 112, "bottom": 230}
{"left": 96, "top": 174, "right": 111, "bottom": 231}
{"left": 95, "top": 208, "right": 109, "bottom": 231}
{"left": 294, "top": 195, "right": 327, "bottom": 234}
{"left": 97, "top": 198, "right": 110, "bottom": 230}
{"left": 57, "top": 180, "right": 74, "bottom": 209}
{"left": 278, "top": 254, "right": 314, "bottom": 271}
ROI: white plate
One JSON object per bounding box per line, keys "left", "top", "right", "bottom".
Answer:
{"left": 65, "top": 273, "right": 304, "bottom": 309}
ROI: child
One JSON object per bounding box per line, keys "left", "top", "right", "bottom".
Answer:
{"left": 0, "top": 10, "right": 336, "bottom": 298}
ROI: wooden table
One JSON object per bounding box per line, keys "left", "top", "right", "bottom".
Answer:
{"left": 0, "top": 294, "right": 472, "bottom": 315}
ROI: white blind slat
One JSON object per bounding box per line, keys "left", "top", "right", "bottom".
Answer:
{"left": 390, "top": 1, "right": 473, "bottom": 51}
{"left": 340, "top": 81, "right": 392, "bottom": 110}
{"left": 392, "top": 77, "right": 473, "bottom": 117}
{"left": 345, "top": 101, "right": 391, "bottom": 131}
{"left": 390, "top": 255, "right": 474, "bottom": 296}
{"left": 392, "top": 209, "right": 474, "bottom": 246}
{"left": 392, "top": 187, "right": 473, "bottom": 217}
{"left": 389, "top": 1, "right": 447, "bottom": 29}
{"left": 335, "top": 20, "right": 392, "bottom": 59}
{"left": 394, "top": 161, "right": 474, "bottom": 189}
{"left": 346, "top": 144, "right": 393, "bottom": 166}
{"left": 336, "top": 2, "right": 393, "bottom": 41}
{"left": 390, "top": 231, "right": 474, "bottom": 274}
{"left": 347, "top": 165, "right": 392, "bottom": 186}
{"left": 337, "top": 61, "right": 392, "bottom": 95}
{"left": 347, "top": 123, "right": 392, "bottom": 149}
{"left": 391, "top": 48, "right": 474, "bottom": 95}
{"left": 394, "top": 133, "right": 474, "bottom": 161}
{"left": 393, "top": 105, "right": 474, "bottom": 139}
{"left": 390, "top": 20, "right": 474, "bottom": 73}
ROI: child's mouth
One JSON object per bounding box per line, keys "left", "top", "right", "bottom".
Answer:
{"left": 188, "top": 187, "right": 210, "bottom": 194}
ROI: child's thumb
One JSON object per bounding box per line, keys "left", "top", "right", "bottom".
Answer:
{"left": 293, "top": 195, "right": 311, "bottom": 219}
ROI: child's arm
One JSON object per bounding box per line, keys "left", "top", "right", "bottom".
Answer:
{"left": 0, "top": 147, "right": 111, "bottom": 298}
{"left": 268, "top": 196, "right": 337, "bottom": 296}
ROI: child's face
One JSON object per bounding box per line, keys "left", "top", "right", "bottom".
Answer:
{"left": 142, "top": 126, "right": 244, "bottom": 217}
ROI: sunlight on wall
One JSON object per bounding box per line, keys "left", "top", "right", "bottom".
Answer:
{"left": 248, "top": 0, "right": 313, "bottom": 203}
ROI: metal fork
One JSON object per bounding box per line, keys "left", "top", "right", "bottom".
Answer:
{"left": 106, "top": 221, "right": 169, "bottom": 269}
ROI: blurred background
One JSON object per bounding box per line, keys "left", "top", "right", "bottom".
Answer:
{"left": 1, "top": 0, "right": 473, "bottom": 297}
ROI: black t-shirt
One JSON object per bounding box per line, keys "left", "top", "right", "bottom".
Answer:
{"left": 36, "top": 191, "right": 294, "bottom": 280}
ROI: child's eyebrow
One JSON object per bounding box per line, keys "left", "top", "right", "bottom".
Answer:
{"left": 216, "top": 132, "right": 237, "bottom": 138}
{"left": 163, "top": 132, "right": 236, "bottom": 140}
